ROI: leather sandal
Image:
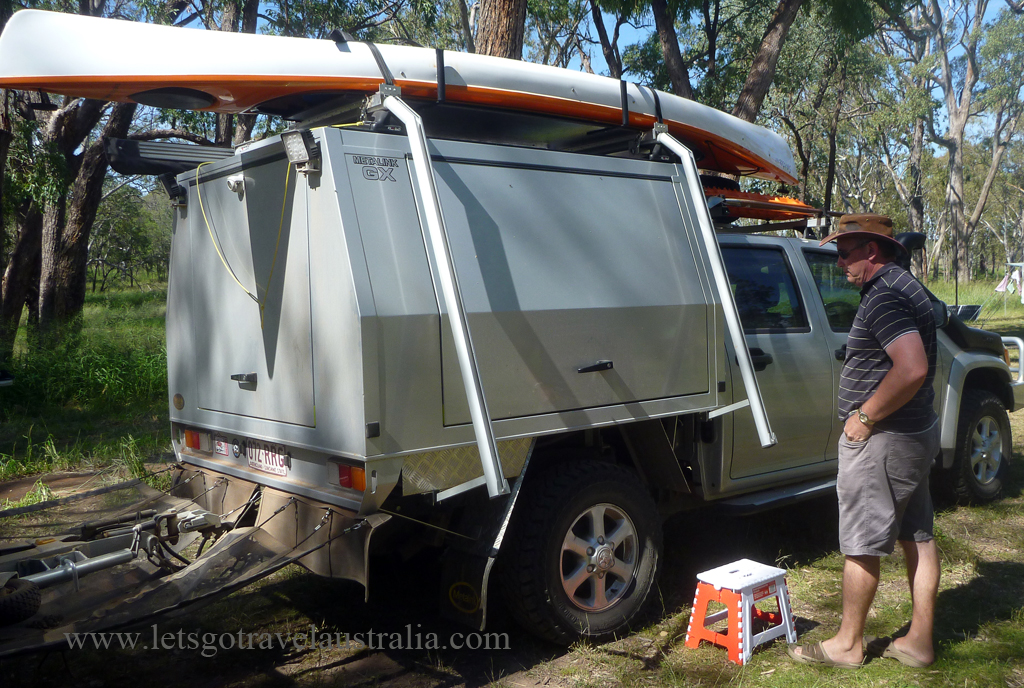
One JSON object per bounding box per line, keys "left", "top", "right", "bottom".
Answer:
{"left": 786, "top": 641, "right": 865, "bottom": 669}
{"left": 881, "top": 642, "right": 933, "bottom": 668}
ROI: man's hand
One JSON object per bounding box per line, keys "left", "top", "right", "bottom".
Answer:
{"left": 844, "top": 413, "right": 872, "bottom": 442}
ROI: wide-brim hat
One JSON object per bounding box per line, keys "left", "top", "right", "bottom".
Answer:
{"left": 819, "top": 213, "right": 907, "bottom": 254}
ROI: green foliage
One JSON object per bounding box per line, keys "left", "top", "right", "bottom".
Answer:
{"left": 979, "top": 9, "right": 1024, "bottom": 113}
{"left": 90, "top": 181, "right": 173, "bottom": 290}
{"left": 117, "top": 435, "right": 148, "bottom": 481}
{"left": 818, "top": 0, "right": 906, "bottom": 42}
{"left": 261, "top": 0, "right": 395, "bottom": 40}
{"left": 0, "top": 284, "right": 170, "bottom": 480}
{"left": 622, "top": 0, "right": 774, "bottom": 109}
{"left": 1, "top": 285, "right": 168, "bottom": 417}
{"left": 622, "top": 32, "right": 670, "bottom": 89}
{"left": 1, "top": 334, "right": 166, "bottom": 415}
{"left": 156, "top": 109, "right": 217, "bottom": 140}
{"left": 526, "top": 0, "right": 591, "bottom": 67}
{"left": 2, "top": 118, "right": 71, "bottom": 216}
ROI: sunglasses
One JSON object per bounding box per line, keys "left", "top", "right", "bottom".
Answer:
{"left": 837, "top": 240, "right": 872, "bottom": 260}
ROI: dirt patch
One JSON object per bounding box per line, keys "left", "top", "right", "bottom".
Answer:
{"left": 0, "top": 471, "right": 101, "bottom": 504}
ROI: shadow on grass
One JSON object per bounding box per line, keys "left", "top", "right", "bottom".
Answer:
{"left": 933, "top": 560, "right": 1024, "bottom": 645}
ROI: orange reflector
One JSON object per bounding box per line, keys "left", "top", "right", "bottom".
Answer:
{"left": 335, "top": 463, "right": 366, "bottom": 491}
{"left": 185, "top": 429, "right": 200, "bottom": 450}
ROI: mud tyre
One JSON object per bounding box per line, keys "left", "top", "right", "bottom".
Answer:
{"left": 946, "top": 389, "right": 1010, "bottom": 503}
{"left": 0, "top": 578, "right": 42, "bottom": 626}
{"left": 500, "top": 460, "right": 662, "bottom": 644}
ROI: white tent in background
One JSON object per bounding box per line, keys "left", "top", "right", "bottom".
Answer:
{"left": 995, "top": 263, "right": 1024, "bottom": 310}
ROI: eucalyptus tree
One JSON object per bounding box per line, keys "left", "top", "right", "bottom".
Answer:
{"left": 589, "top": 0, "right": 640, "bottom": 77}
{"left": 882, "top": 1, "right": 1024, "bottom": 281}
{"left": 477, "top": 0, "right": 528, "bottom": 56}
{"left": 981, "top": 142, "right": 1024, "bottom": 268}
{"left": 632, "top": 0, "right": 904, "bottom": 122}
{"left": 526, "top": 0, "right": 592, "bottom": 67}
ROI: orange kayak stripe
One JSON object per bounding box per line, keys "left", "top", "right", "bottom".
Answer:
{"left": 0, "top": 74, "right": 797, "bottom": 183}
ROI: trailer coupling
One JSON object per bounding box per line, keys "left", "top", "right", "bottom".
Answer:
{"left": 0, "top": 466, "right": 388, "bottom": 657}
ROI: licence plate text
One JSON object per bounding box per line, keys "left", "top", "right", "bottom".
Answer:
{"left": 246, "top": 441, "right": 292, "bottom": 477}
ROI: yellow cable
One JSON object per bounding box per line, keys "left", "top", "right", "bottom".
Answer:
{"left": 196, "top": 162, "right": 259, "bottom": 304}
{"left": 195, "top": 161, "right": 291, "bottom": 330}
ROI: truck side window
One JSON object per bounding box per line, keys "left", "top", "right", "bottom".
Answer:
{"left": 803, "top": 250, "right": 860, "bottom": 331}
{"left": 721, "top": 247, "right": 809, "bottom": 333}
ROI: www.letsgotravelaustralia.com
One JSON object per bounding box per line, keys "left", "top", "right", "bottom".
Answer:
{"left": 64, "top": 624, "right": 510, "bottom": 657}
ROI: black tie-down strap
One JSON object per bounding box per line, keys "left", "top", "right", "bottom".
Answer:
{"left": 328, "top": 28, "right": 396, "bottom": 86}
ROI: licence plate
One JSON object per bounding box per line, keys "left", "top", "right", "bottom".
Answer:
{"left": 245, "top": 441, "right": 292, "bottom": 477}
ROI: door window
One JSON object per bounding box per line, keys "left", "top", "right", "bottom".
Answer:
{"left": 803, "top": 250, "right": 860, "bottom": 331}
{"left": 721, "top": 247, "right": 809, "bottom": 333}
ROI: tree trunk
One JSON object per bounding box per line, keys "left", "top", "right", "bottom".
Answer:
{"left": 213, "top": 1, "right": 242, "bottom": 145}
{"left": 946, "top": 135, "right": 969, "bottom": 283}
{"left": 732, "top": 0, "right": 805, "bottom": 122}
{"left": 650, "top": 0, "right": 694, "bottom": 99}
{"left": 822, "top": 64, "right": 847, "bottom": 216}
{"left": 476, "top": 0, "right": 527, "bottom": 59}
{"left": 458, "top": 0, "right": 477, "bottom": 52}
{"left": 908, "top": 117, "right": 926, "bottom": 241}
{"left": 590, "top": 0, "right": 621, "bottom": 79}
{"left": 0, "top": 115, "right": 10, "bottom": 279}
{"left": 233, "top": 114, "right": 257, "bottom": 145}
{"left": 38, "top": 102, "right": 137, "bottom": 339}
{"left": 0, "top": 204, "right": 42, "bottom": 362}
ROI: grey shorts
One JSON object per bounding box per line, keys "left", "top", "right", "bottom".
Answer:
{"left": 837, "top": 421, "right": 940, "bottom": 557}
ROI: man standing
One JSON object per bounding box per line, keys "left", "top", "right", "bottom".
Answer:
{"left": 788, "top": 214, "right": 940, "bottom": 669}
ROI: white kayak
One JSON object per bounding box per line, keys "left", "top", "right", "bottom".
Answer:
{"left": 0, "top": 9, "right": 798, "bottom": 183}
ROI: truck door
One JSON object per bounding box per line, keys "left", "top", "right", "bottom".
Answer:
{"left": 721, "top": 243, "right": 836, "bottom": 478}
{"left": 188, "top": 156, "right": 316, "bottom": 427}
{"left": 801, "top": 248, "right": 863, "bottom": 460}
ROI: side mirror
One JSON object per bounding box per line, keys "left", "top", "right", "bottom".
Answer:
{"left": 894, "top": 232, "right": 926, "bottom": 271}
{"left": 931, "top": 297, "right": 949, "bottom": 328}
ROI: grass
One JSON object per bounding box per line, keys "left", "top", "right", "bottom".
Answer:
{"left": 927, "top": 276, "right": 1024, "bottom": 340}
{"left": 0, "top": 282, "right": 171, "bottom": 482}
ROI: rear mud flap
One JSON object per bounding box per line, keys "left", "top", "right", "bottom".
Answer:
{"left": 0, "top": 466, "right": 389, "bottom": 657}
{"left": 438, "top": 445, "right": 534, "bottom": 630}
{"left": 439, "top": 545, "right": 496, "bottom": 631}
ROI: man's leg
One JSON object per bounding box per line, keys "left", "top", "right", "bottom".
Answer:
{"left": 819, "top": 554, "right": 880, "bottom": 664}
{"left": 792, "top": 554, "right": 879, "bottom": 664}
{"left": 891, "top": 538, "right": 939, "bottom": 664}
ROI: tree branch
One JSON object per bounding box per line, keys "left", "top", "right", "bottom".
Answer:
{"left": 127, "top": 129, "right": 217, "bottom": 145}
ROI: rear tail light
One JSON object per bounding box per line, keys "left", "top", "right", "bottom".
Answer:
{"left": 183, "top": 429, "right": 211, "bottom": 452}
{"left": 336, "top": 464, "right": 366, "bottom": 491}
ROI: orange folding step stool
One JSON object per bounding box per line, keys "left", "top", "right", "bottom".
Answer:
{"left": 685, "top": 558, "right": 797, "bottom": 665}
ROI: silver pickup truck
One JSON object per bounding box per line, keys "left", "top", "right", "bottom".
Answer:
{"left": 148, "top": 114, "right": 1023, "bottom": 644}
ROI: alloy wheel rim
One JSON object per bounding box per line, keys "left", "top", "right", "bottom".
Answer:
{"left": 560, "top": 503, "right": 639, "bottom": 612}
{"left": 970, "top": 415, "right": 1003, "bottom": 485}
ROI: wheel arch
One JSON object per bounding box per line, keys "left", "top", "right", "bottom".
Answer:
{"left": 939, "top": 355, "right": 1013, "bottom": 469}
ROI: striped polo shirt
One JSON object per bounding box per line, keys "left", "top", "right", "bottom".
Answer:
{"left": 839, "top": 262, "right": 937, "bottom": 434}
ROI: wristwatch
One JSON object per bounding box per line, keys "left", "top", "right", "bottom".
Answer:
{"left": 857, "top": 408, "right": 875, "bottom": 426}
